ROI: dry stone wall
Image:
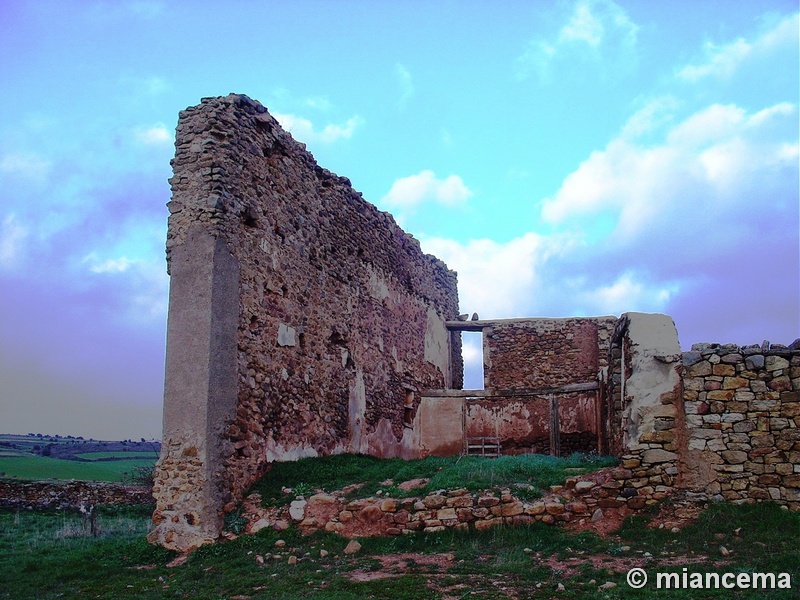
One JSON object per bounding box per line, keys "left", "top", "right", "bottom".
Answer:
{"left": 680, "top": 341, "right": 800, "bottom": 508}
{"left": 0, "top": 481, "right": 152, "bottom": 510}
{"left": 150, "top": 94, "right": 461, "bottom": 552}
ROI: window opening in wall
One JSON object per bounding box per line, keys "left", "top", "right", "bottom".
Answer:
{"left": 462, "top": 331, "right": 485, "bottom": 390}
{"left": 403, "top": 389, "right": 415, "bottom": 427}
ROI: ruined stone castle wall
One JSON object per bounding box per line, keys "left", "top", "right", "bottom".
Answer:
{"left": 150, "top": 94, "right": 461, "bottom": 551}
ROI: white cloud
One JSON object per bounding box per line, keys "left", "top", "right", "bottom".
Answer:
{"left": 516, "top": 0, "right": 638, "bottom": 82}
{"left": 83, "top": 253, "right": 138, "bottom": 274}
{"left": 0, "top": 214, "right": 28, "bottom": 269}
{"left": 576, "top": 272, "right": 677, "bottom": 315}
{"left": 395, "top": 63, "right": 414, "bottom": 108}
{"left": 420, "top": 233, "right": 552, "bottom": 318}
{"left": 134, "top": 123, "right": 172, "bottom": 146}
{"left": 303, "top": 96, "right": 333, "bottom": 111}
{"left": 677, "top": 12, "right": 799, "bottom": 82}
{"left": 541, "top": 101, "right": 798, "bottom": 239}
{"left": 559, "top": 1, "right": 604, "bottom": 47}
{"left": 416, "top": 95, "right": 796, "bottom": 346}
{"left": 273, "top": 113, "right": 363, "bottom": 144}
{"left": 0, "top": 152, "right": 51, "bottom": 183}
{"left": 381, "top": 170, "right": 472, "bottom": 209}
{"left": 80, "top": 252, "right": 168, "bottom": 320}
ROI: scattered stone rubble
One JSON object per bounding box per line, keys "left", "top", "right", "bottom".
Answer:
{"left": 238, "top": 467, "right": 660, "bottom": 540}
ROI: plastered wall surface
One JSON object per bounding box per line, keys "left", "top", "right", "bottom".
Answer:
{"left": 150, "top": 95, "right": 461, "bottom": 551}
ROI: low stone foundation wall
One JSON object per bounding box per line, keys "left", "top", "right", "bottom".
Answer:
{"left": 0, "top": 480, "right": 153, "bottom": 510}
{"left": 240, "top": 467, "right": 661, "bottom": 539}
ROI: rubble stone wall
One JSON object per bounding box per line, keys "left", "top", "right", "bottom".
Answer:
{"left": 150, "top": 94, "right": 461, "bottom": 551}
{"left": 583, "top": 313, "right": 684, "bottom": 511}
{"left": 467, "top": 317, "right": 616, "bottom": 455}
{"left": 604, "top": 315, "right": 800, "bottom": 512}
{"left": 0, "top": 480, "right": 153, "bottom": 510}
{"left": 680, "top": 342, "right": 800, "bottom": 508}
{"left": 483, "top": 318, "right": 616, "bottom": 389}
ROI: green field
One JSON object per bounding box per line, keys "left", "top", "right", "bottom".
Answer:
{"left": 0, "top": 455, "right": 156, "bottom": 482}
{"left": 74, "top": 451, "right": 159, "bottom": 461}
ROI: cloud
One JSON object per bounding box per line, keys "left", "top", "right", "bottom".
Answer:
{"left": 134, "top": 123, "right": 172, "bottom": 146}
{"left": 541, "top": 101, "right": 798, "bottom": 238}
{"left": 0, "top": 214, "right": 28, "bottom": 269}
{"left": 677, "top": 12, "right": 799, "bottom": 82}
{"left": 516, "top": 0, "right": 638, "bottom": 82}
{"left": 381, "top": 170, "right": 473, "bottom": 209}
{"left": 421, "top": 233, "right": 552, "bottom": 318}
{"left": 303, "top": 96, "right": 333, "bottom": 111}
{"left": 0, "top": 152, "right": 51, "bottom": 183}
{"left": 395, "top": 63, "right": 414, "bottom": 108}
{"left": 83, "top": 253, "right": 138, "bottom": 274}
{"left": 273, "top": 113, "right": 363, "bottom": 144}
{"left": 421, "top": 98, "right": 797, "bottom": 348}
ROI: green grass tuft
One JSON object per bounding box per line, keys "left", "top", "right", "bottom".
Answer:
{"left": 251, "top": 452, "right": 616, "bottom": 504}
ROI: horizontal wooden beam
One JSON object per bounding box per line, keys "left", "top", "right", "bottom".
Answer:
{"left": 421, "top": 381, "right": 598, "bottom": 398}
{"left": 445, "top": 320, "right": 488, "bottom": 331}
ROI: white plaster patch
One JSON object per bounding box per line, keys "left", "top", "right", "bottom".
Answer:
{"left": 424, "top": 306, "right": 450, "bottom": 377}
{"left": 366, "top": 265, "right": 391, "bottom": 300}
{"left": 277, "top": 322, "right": 296, "bottom": 346}
{"left": 348, "top": 369, "right": 366, "bottom": 453}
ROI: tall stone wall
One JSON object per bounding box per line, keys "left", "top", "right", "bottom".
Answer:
{"left": 150, "top": 94, "right": 462, "bottom": 552}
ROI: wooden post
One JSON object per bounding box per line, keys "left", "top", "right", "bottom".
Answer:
{"left": 549, "top": 394, "right": 560, "bottom": 457}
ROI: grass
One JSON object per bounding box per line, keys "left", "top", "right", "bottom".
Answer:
{"left": 73, "top": 451, "right": 160, "bottom": 461}
{"left": 1, "top": 501, "right": 797, "bottom": 599}
{"left": 0, "top": 455, "right": 157, "bottom": 482}
{"left": 252, "top": 452, "right": 617, "bottom": 504}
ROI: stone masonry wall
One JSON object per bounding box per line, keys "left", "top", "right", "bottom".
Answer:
{"left": 680, "top": 341, "right": 800, "bottom": 509}
{"left": 150, "top": 94, "right": 461, "bottom": 552}
{"left": 597, "top": 313, "right": 684, "bottom": 511}
{"left": 483, "top": 318, "right": 616, "bottom": 389}
{"left": 468, "top": 317, "right": 616, "bottom": 455}
{"left": 0, "top": 481, "right": 153, "bottom": 510}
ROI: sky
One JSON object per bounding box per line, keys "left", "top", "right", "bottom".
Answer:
{"left": 0, "top": 0, "right": 797, "bottom": 440}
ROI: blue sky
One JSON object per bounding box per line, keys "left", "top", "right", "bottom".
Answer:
{"left": 0, "top": 0, "right": 797, "bottom": 439}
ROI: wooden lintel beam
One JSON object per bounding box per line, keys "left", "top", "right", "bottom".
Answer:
{"left": 421, "top": 381, "right": 598, "bottom": 398}
{"left": 445, "top": 321, "right": 488, "bottom": 331}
